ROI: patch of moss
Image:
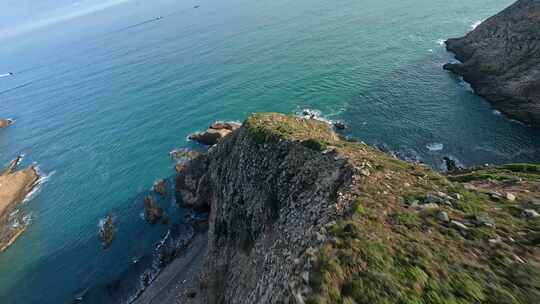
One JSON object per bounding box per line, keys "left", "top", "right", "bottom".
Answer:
{"left": 501, "top": 163, "right": 540, "bottom": 174}
{"left": 302, "top": 139, "right": 329, "bottom": 151}
{"left": 354, "top": 200, "right": 367, "bottom": 216}
{"left": 245, "top": 113, "right": 337, "bottom": 145}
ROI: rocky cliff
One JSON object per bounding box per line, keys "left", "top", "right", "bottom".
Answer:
{"left": 176, "top": 113, "right": 540, "bottom": 303}
{"left": 0, "top": 158, "right": 40, "bottom": 252}
{"left": 444, "top": 0, "right": 540, "bottom": 126}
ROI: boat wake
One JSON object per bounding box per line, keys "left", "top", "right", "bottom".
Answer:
{"left": 0, "top": 72, "right": 13, "bottom": 78}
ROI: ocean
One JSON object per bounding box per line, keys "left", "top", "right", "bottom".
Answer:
{"left": 1, "top": 0, "right": 539, "bottom": 303}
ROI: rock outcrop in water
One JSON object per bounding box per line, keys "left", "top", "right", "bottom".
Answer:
{"left": 153, "top": 179, "right": 167, "bottom": 197}
{"left": 174, "top": 113, "right": 540, "bottom": 303}
{"left": 0, "top": 156, "right": 40, "bottom": 252}
{"left": 188, "top": 122, "right": 240, "bottom": 145}
{"left": 143, "top": 196, "right": 167, "bottom": 225}
{"left": 99, "top": 215, "right": 115, "bottom": 249}
{"left": 443, "top": 0, "right": 540, "bottom": 126}
{"left": 0, "top": 119, "right": 14, "bottom": 129}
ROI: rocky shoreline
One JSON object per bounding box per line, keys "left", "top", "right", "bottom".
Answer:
{"left": 444, "top": 0, "right": 540, "bottom": 126}
{"left": 0, "top": 156, "right": 40, "bottom": 252}
{"left": 146, "top": 113, "right": 540, "bottom": 303}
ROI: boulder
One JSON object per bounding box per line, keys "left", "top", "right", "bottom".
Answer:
{"left": 333, "top": 121, "right": 346, "bottom": 130}
{"left": 189, "top": 121, "right": 241, "bottom": 145}
{"left": 144, "top": 196, "right": 165, "bottom": 224}
{"left": 505, "top": 192, "right": 516, "bottom": 202}
{"left": 522, "top": 209, "right": 539, "bottom": 218}
{"left": 153, "top": 179, "right": 167, "bottom": 197}
{"left": 437, "top": 211, "right": 450, "bottom": 223}
{"left": 99, "top": 215, "right": 114, "bottom": 249}
{"left": 210, "top": 122, "right": 241, "bottom": 131}
{"left": 175, "top": 154, "right": 211, "bottom": 212}
{"left": 0, "top": 119, "right": 13, "bottom": 129}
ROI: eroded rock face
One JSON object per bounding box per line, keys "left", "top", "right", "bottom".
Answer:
{"left": 444, "top": 0, "right": 540, "bottom": 126}
{"left": 0, "top": 157, "right": 40, "bottom": 252}
{"left": 188, "top": 122, "right": 241, "bottom": 145}
{"left": 177, "top": 115, "right": 353, "bottom": 303}
{"left": 175, "top": 154, "right": 211, "bottom": 212}
{"left": 0, "top": 119, "right": 13, "bottom": 129}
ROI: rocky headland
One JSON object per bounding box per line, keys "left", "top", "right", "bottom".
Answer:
{"left": 189, "top": 122, "right": 241, "bottom": 146}
{"left": 0, "top": 156, "right": 40, "bottom": 252}
{"left": 163, "top": 113, "right": 540, "bottom": 303}
{"left": 443, "top": 0, "right": 540, "bottom": 126}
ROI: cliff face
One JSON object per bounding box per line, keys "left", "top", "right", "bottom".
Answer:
{"left": 444, "top": 0, "right": 540, "bottom": 126}
{"left": 177, "top": 114, "right": 355, "bottom": 303}
{"left": 177, "top": 113, "right": 540, "bottom": 304}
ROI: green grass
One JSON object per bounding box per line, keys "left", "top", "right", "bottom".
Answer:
{"left": 242, "top": 113, "right": 540, "bottom": 304}
{"left": 244, "top": 113, "right": 337, "bottom": 145}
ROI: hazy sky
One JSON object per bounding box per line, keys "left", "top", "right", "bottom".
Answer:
{"left": 0, "top": 0, "right": 132, "bottom": 40}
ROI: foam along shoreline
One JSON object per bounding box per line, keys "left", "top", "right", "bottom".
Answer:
{"left": 0, "top": 157, "right": 40, "bottom": 252}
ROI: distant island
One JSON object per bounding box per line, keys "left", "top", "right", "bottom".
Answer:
{"left": 444, "top": 0, "right": 540, "bottom": 127}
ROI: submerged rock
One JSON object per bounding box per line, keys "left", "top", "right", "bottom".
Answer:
{"left": 0, "top": 156, "right": 40, "bottom": 252}
{"left": 443, "top": 0, "right": 540, "bottom": 126}
{"left": 99, "top": 215, "right": 114, "bottom": 249}
{"left": 0, "top": 119, "right": 14, "bottom": 129}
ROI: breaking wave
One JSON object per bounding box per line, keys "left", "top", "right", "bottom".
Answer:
{"left": 471, "top": 20, "right": 482, "bottom": 29}
{"left": 426, "top": 143, "right": 444, "bottom": 152}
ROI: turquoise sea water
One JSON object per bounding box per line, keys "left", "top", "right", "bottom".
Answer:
{"left": 1, "top": 0, "right": 539, "bottom": 303}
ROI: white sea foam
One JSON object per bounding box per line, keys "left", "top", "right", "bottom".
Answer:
{"left": 492, "top": 110, "right": 502, "bottom": 116}
{"left": 294, "top": 108, "right": 335, "bottom": 125}
{"left": 23, "top": 167, "right": 55, "bottom": 203}
{"left": 436, "top": 39, "right": 445, "bottom": 47}
{"left": 471, "top": 20, "right": 482, "bottom": 30}
{"left": 426, "top": 143, "right": 444, "bottom": 152}
{"left": 457, "top": 76, "right": 475, "bottom": 93}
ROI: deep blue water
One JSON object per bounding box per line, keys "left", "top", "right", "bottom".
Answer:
{"left": 1, "top": 0, "right": 539, "bottom": 303}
